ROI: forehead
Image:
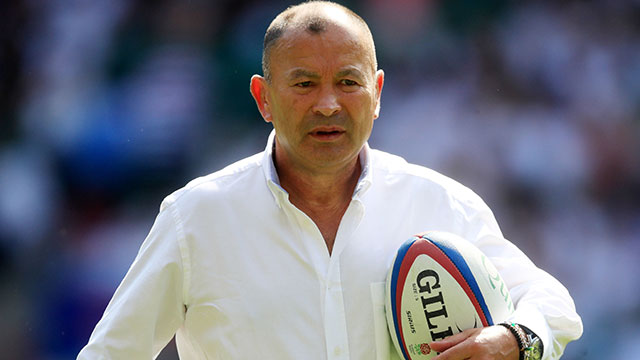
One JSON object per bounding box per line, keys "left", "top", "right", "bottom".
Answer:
{"left": 271, "top": 21, "right": 374, "bottom": 76}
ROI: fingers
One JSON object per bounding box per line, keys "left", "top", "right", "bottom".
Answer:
{"left": 428, "top": 326, "right": 520, "bottom": 360}
{"left": 430, "top": 338, "right": 473, "bottom": 360}
{"left": 429, "top": 328, "right": 477, "bottom": 354}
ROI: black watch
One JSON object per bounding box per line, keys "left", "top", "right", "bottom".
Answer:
{"left": 519, "top": 324, "right": 543, "bottom": 360}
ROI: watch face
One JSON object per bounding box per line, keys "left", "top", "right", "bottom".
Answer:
{"left": 525, "top": 337, "right": 543, "bottom": 360}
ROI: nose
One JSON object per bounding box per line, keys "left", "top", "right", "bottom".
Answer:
{"left": 312, "top": 85, "right": 341, "bottom": 117}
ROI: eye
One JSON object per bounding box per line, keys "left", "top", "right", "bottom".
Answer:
{"left": 340, "top": 79, "right": 358, "bottom": 86}
{"left": 295, "top": 81, "right": 313, "bottom": 88}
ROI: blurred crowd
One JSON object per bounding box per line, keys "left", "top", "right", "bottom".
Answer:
{"left": 1, "top": 0, "right": 638, "bottom": 359}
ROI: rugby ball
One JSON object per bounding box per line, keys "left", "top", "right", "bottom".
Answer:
{"left": 385, "top": 231, "right": 514, "bottom": 359}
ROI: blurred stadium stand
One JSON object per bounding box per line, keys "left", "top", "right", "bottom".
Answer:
{"left": 1, "top": 0, "right": 638, "bottom": 358}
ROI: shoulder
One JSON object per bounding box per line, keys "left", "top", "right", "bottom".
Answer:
{"left": 160, "top": 152, "right": 265, "bottom": 211}
{"left": 369, "top": 149, "right": 489, "bottom": 211}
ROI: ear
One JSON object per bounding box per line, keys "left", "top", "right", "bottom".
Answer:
{"left": 250, "top": 75, "right": 273, "bottom": 123}
{"left": 373, "top": 69, "right": 384, "bottom": 119}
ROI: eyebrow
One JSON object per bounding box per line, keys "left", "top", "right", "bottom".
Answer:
{"left": 336, "top": 68, "right": 364, "bottom": 79}
{"left": 287, "top": 69, "right": 320, "bottom": 81}
{"left": 286, "top": 67, "right": 366, "bottom": 81}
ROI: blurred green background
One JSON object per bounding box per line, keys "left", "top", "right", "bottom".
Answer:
{"left": 1, "top": 0, "right": 639, "bottom": 359}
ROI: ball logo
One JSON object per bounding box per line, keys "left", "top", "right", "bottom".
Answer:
{"left": 415, "top": 269, "right": 453, "bottom": 341}
{"left": 482, "top": 255, "right": 513, "bottom": 312}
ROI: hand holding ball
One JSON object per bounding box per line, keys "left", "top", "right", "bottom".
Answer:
{"left": 385, "top": 231, "right": 514, "bottom": 359}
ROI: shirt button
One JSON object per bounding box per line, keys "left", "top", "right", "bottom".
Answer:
{"left": 333, "top": 346, "right": 342, "bottom": 356}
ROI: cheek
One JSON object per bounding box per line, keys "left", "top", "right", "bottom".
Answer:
{"left": 271, "top": 98, "right": 308, "bottom": 137}
{"left": 347, "top": 92, "right": 376, "bottom": 119}
{"left": 289, "top": 97, "right": 307, "bottom": 114}
{"left": 276, "top": 89, "right": 309, "bottom": 114}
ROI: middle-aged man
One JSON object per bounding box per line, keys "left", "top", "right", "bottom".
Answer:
{"left": 77, "top": 1, "right": 583, "bottom": 359}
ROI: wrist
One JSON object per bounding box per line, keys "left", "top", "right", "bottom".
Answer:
{"left": 498, "top": 322, "right": 527, "bottom": 360}
{"left": 498, "top": 322, "right": 543, "bottom": 360}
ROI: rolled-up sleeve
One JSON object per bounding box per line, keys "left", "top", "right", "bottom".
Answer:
{"left": 77, "top": 199, "right": 188, "bottom": 359}
{"left": 460, "top": 196, "right": 583, "bottom": 360}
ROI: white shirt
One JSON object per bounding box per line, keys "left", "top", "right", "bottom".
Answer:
{"left": 78, "top": 131, "right": 582, "bottom": 360}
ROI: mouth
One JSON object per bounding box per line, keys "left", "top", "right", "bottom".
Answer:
{"left": 309, "top": 127, "right": 346, "bottom": 141}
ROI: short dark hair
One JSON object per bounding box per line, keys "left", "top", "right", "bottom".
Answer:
{"left": 261, "top": 1, "right": 376, "bottom": 82}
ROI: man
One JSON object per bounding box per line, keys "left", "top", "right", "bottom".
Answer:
{"left": 78, "top": 1, "right": 582, "bottom": 359}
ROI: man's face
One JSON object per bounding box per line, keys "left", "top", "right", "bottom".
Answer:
{"left": 254, "top": 22, "right": 384, "bottom": 174}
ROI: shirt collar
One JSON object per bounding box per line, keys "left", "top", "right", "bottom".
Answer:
{"left": 354, "top": 142, "right": 373, "bottom": 197}
{"left": 262, "top": 130, "right": 373, "bottom": 207}
{"left": 262, "top": 130, "right": 281, "bottom": 186}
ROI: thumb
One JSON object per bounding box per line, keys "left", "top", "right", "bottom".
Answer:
{"left": 429, "top": 329, "right": 474, "bottom": 353}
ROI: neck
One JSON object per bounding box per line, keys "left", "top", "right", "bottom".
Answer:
{"left": 275, "top": 151, "right": 362, "bottom": 209}
{"left": 272, "top": 142, "right": 363, "bottom": 253}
